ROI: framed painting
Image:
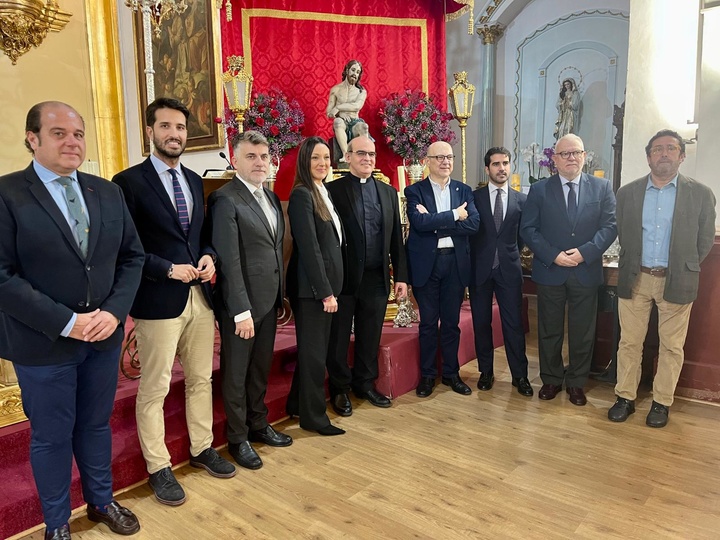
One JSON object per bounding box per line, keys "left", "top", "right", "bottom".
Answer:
{"left": 133, "top": 0, "right": 224, "bottom": 153}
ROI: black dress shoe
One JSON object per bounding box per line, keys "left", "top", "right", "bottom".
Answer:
{"left": 45, "top": 524, "right": 71, "bottom": 540}
{"left": 608, "top": 396, "right": 635, "bottom": 422}
{"left": 190, "top": 447, "right": 237, "bottom": 478}
{"left": 512, "top": 377, "right": 533, "bottom": 396}
{"left": 538, "top": 383, "right": 562, "bottom": 400}
{"left": 331, "top": 393, "right": 353, "bottom": 416}
{"left": 148, "top": 466, "right": 186, "bottom": 506}
{"left": 477, "top": 372, "right": 494, "bottom": 391}
{"left": 442, "top": 376, "right": 472, "bottom": 395}
{"left": 86, "top": 501, "right": 140, "bottom": 535}
{"left": 416, "top": 376, "right": 435, "bottom": 397}
{"left": 356, "top": 388, "right": 392, "bottom": 408}
{"left": 228, "top": 441, "right": 263, "bottom": 470}
{"left": 566, "top": 387, "right": 587, "bottom": 406}
{"left": 249, "top": 425, "right": 293, "bottom": 447}
{"left": 646, "top": 400, "right": 669, "bottom": 428}
{"left": 316, "top": 424, "right": 346, "bottom": 436}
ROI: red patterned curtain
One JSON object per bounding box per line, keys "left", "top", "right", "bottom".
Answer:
{"left": 221, "top": 0, "right": 450, "bottom": 199}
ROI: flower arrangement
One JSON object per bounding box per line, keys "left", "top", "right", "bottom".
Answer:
{"left": 521, "top": 142, "right": 556, "bottom": 183}
{"left": 216, "top": 89, "right": 305, "bottom": 158}
{"left": 538, "top": 146, "right": 557, "bottom": 177}
{"left": 379, "top": 90, "right": 456, "bottom": 162}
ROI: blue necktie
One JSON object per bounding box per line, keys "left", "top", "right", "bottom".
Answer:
{"left": 169, "top": 169, "right": 189, "bottom": 235}
{"left": 567, "top": 182, "right": 577, "bottom": 224}
{"left": 56, "top": 176, "right": 89, "bottom": 257}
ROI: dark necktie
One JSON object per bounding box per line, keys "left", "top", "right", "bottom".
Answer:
{"left": 567, "top": 182, "right": 577, "bottom": 224}
{"left": 56, "top": 176, "right": 89, "bottom": 257}
{"left": 169, "top": 169, "right": 189, "bottom": 235}
{"left": 493, "top": 188, "right": 503, "bottom": 268}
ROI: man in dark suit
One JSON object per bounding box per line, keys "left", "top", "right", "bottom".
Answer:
{"left": 0, "top": 102, "right": 144, "bottom": 539}
{"left": 470, "top": 147, "right": 533, "bottom": 397}
{"left": 326, "top": 136, "right": 408, "bottom": 415}
{"left": 405, "top": 141, "right": 479, "bottom": 397}
{"left": 113, "top": 98, "right": 235, "bottom": 506}
{"left": 208, "top": 131, "right": 292, "bottom": 470}
{"left": 607, "top": 129, "right": 716, "bottom": 427}
{"left": 520, "top": 134, "right": 616, "bottom": 406}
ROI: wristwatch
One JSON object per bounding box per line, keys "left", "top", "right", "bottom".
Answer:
{"left": 167, "top": 264, "right": 174, "bottom": 278}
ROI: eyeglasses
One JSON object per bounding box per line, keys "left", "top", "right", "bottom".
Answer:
{"left": 427, "top": 155, "right": 455, "bottom": 162}
{"left": 348, "top": 150, "right": 377, "bottom": 159}
{"left": 556, "top": 150, "right": 585, "bottom": 160}
{"left": 650, "top": 144, "right": 681, "bottom": 155}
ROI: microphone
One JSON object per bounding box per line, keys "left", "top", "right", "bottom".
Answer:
{"left": 219, "top": 151, "right": 234, "bottom": 170}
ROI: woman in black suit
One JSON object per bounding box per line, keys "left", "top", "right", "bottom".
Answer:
{"left": 286, "top": 136, "right": 346, "bottom": 435}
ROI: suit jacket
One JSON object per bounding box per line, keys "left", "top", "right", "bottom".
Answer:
{"left": 470, "top": 185, "right": 526, "bottom": 286}
{"left": 520, "top": 173, "right": 617, "bottom": 287}
{"left": 208, "top": 177, "right": 285, "bottom": 321}
{"left": 286, "top": 186, "right": 345, "bottom": 300}
{"left": 112, "top": 158, "right": 215, "bottom": 319}
{"left": 326, "top": 173, "right": 408, "bottom": 295}
{"left": 0, "top": 163, "right": 144, "bottom": 365}
{"left": 404, "top": 177, "right": 479, "bottom": 288}
{"left": 616, "top": 173, "right": 716, "bottom": 304}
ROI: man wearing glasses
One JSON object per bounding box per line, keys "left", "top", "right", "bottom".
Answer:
{"left": 326, "top": 136, "right": 408, "bottom": 414}
{"left": 405, "top": 141, "right": 479, "bottom": 397}
{"left": 608, "top": 129, "right": 715, "bottom": 427}
{"left": 520, "top": 134, "right": 616, "bottom": 406}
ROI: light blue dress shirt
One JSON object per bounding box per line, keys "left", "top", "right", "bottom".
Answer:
{"left": 429, "top": 178, "right": 458, "bottom": 248}
{"left": 641, "top": 174, "right": 677, "bottom": 268}
{"left": 149, "top": 154, "right": 194, "bottom": 220}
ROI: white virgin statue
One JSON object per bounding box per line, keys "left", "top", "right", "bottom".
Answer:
{"left": 553, "top": 78, "right": 580, "bottom": 140}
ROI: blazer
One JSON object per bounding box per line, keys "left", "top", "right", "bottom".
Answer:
{"left": 404, "top": 177, "right": 479, "bottom": 288}
{"left": 616, "top": 173, "right": 716, "bottom": 304}
{"left": 0, "top": 163, "right": 144, "bottom": 365}
{"left": 520, "top": 173, "right": 617, "bottom": 287}
{"left": 286, "top": 186, "right": 345, "bottom": 300}
{"left": 112, "top": 158, "right": 216, "bottom": 319}
{"left": 470, "top": 185, "right": 526, "bottom": 287}
{"left": 326, "top": 173, "right": 408, "bottom": 295}
{"left": 208, "top": 177, "right": 285, "bottom": 321}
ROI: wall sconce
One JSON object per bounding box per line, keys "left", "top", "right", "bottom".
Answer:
{"left": 0, "top": 0, "right": 72, "bottom": 64}
{"left": 222, "top": 55, "right": 253, "bottom": 131}
{"left": 448, "top": 71, "right": 476, "bottom": 184}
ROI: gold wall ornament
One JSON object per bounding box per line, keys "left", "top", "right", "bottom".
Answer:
{"left": 125, "top": 0, "right": 187, "bottom": 38}
{"left": 0, "top": 0, "right": 72, "bottom": 64}
{"left": 477, "top": 23, "right": 504, "bottom": 45}
{"left": 217, "top": 0, "right": 231, "bottom": 21}
{"left": 444, "top": 0, "right": 474, "bottom": 35}
{"left": 222, "top": 55, "right": 253, "bottom": 129}
{"left": 448, "top": 71, "right": 476, "bottom": 184}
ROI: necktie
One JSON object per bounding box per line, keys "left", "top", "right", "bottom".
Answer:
{"left": 56, "top": 176, "right": 89, "bottom": 257}
{"left": 169, "top": 169, "right": 189, "bottom": 235}
{"left": 567, "top": 182, "right": 577, "bottom": 224}
{"left": 254, "top": 189, "right": 276, "bottom": 237}
{"left": 493, "top": 188, "right": 503, "bottom": 268}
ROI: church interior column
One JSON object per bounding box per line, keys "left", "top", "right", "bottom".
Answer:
{"left": 476, "top": 24, "right": 504, "bottom": 184}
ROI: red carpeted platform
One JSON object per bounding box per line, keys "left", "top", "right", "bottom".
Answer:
{"left": 0, "top": 299, "right": 526, "bottom": 538}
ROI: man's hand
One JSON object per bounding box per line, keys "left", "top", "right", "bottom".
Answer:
{"left": 196, "top": 255, "right": 215, "bottom": 282}
{"left": 394, "top": 282, "right": 408, "bottom": 300}
{"left": 235, "top": 318, "right": 254, "bottom": 340}
{"left": 416, "top": 204, "right": 428, "bottom": 214}
{"left": 322, "top": 295, "right": 338, "bottom": 313}
{"left": 564, "top": 248, "right": 585, "bottom": 265}
{"left": 170, "top": 264, "right": 200, "bottom": 283}
{"left": 455, "top": 202, "right": 468, "bottom": 221}
{"left": 68, "top": 309, "right": 100, "bottom": 340}
{"left": 553, "top": 251, "right": 579, "bottom": 267}
{"left": 79, "top": 310, "right": 120, "bottom": 342}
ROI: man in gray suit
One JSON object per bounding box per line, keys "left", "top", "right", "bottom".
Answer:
{"left": 608, "top": 129, "right": 716, "bottom": 428}
{"left": 208, "top": 131, "right": 292, "bottom": 470}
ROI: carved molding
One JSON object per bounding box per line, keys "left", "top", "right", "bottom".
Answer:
{"left": 0, "top": 0, "right": 72, "bottom": 64}
{"left": 477, "top": 23, "right": 504, "bottom": 45}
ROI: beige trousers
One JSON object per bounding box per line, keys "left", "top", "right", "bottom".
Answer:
{"left": 615, "top": 272, "right": 693, "bottom": 406}
{"left": 134, "top": 286, "right": 216, "bottom": 474}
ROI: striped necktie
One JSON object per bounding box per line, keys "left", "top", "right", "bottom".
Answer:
{"left": 56, "top": 176, "right": 89, "bottom": 257}
{"left": 169, "top": 169, "right": 189, "bottom": 235}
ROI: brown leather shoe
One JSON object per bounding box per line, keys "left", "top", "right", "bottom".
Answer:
{"left": 538, "top": 383, "right": 562, "bottom": 400}
{"left": 86, "top": 501, "right": 140, "bottom": 535}
{"left": 566, "top": 387, "right": 587, "bottom": 406}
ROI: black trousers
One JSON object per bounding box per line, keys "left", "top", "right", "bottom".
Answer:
{"left": 469, "top": 265, "right": 529, "bottom": 379}
{"left": 326, "top": 267, "right": 387, "bottom": 395}
{"left": 536, "top": 273, "right": 598, "bottom": 387}
{"left": 286, "top": 297, "right": 333, "bottom": 430}
{"left": 217, "top": 307, "right": 277, "bottom": 443}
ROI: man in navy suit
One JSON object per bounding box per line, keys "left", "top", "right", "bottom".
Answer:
{"left": 405, "top": 141, "right": 479, "bottom": 397}
{"left": 113, "top": 98, "right": 235, "bottom": 506}
{"left": 520, "top": 134, "right": 616, "bottom": 406}
{"left": 469, "top": 147, "right": 533, "bottom": 397}
{"left": 0, "top": 102, "right": 144, "bottom": 539}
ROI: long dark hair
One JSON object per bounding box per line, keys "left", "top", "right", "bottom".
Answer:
{"left": 292, "top": 136, "right": 332, "bottom": 221}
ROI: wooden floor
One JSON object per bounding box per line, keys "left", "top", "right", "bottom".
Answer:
{"left": 15, "top": 297, "right": 720, "bottom": 540}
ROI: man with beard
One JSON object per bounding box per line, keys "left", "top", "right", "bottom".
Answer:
{"left": 469, "top": 148, "right": 533, "bottom": 397}
{"left": 113, "top": 98, "right": 236, "bottom": 507}
{"left": 607, "top": 129, "right": 715, "bottom": 428}
{"left": 326, "top": 59, "right": 368, "bottom": 162}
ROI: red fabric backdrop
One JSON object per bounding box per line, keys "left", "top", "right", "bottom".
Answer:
{"left": 221, "top": 0, "right": 450, "bottom": 199}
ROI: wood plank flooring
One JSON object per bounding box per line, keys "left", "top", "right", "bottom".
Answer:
{"left": 14, "top": 297, "right": 720, "bottom": 539}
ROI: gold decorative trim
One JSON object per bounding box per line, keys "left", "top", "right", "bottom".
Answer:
{"left": 477, "top": 23, "right": 504, "bottom": 45}
{"left": 445, "top": 5, "right": 470, "bottom": 23}
{"left": 478, "top": 0, "right": 505, "bottom": 24}
{"left": 0, "top": 385, "right": 26, "bottom": 426}
{"left": 85, "top": 1, "right": 128, "bottom": 178}
{"left": 240, "top": 9, "right": 429, "bottom": 94}
{"left": 0, "top": 0, "right": 72, "bottom": 64}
